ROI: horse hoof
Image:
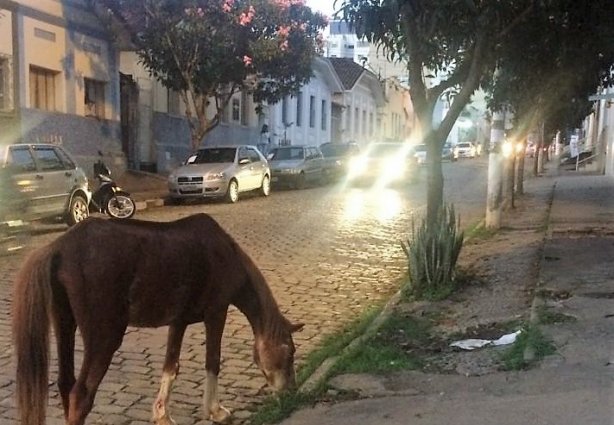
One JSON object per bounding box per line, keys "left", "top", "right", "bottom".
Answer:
{"left": 209, "top": 405, "right": 232, "bottom": 424}
{"left": 153, "top": 415, "right": 176, "bottom": 425}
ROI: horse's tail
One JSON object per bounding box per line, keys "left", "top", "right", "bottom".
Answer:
{"left": 12, "top": 245, "right": 56, "bottom": 425}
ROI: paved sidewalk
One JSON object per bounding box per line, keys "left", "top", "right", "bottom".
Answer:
{"left": 279, "top": 168, "right": 614, "bottom": 425}
{"left": 115, "top": 170, "right": 168, "bottom": 210}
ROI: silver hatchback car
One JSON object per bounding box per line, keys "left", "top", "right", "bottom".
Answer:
{"left": 168, "top": 145, "right": 271, "bottom": 203}
{"left": 0, "top": 143, "right": 91, "bottom": 226}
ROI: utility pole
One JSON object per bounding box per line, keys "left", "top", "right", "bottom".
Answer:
{"left": 485, "top": 110, "right": 505, "bottom": 229}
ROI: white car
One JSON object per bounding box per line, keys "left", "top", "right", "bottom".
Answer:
{"left": 413, "top": 144, "right": 428, "bottom": 164}
{"left": 168, "top": 145, "right": 271, "bottom": 204}
{"left": 453, "top": 142, "right": 477, "bottom": 159}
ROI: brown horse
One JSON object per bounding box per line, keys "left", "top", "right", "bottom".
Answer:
{"left": 12, "top": 214, "right": 303, "bottom": 425}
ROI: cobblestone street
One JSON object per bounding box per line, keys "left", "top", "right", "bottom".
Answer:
{"left": 0, "top": 162, "right": 487, "bottom": 424}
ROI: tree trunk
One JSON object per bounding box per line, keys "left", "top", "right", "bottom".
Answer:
{"left": 515, "top": 147, "right": 525, "bottom": 195}
{"left": 503, "top": 154, "right": 515, "bottom": 210}
{"left": 537, "top": 121, "right": 545, "bottom": 174}
{"left": 485, "top": 111, "right": 505, "bottom": 229}
{"left": 426, "top": 137, "right": 444, "bottom": 227}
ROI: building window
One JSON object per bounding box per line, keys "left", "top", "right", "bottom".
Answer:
{"left": 362, "top": 110, "right": 367, "bottom": 135}
{"left": 369, "top": 112, "right": 374, "bottom": 136}
{"left": 345, "top": 108, "right": 351, "bottom": 132}
{"left": 84, "top": 78, "right": 105, "bottom": 119}
{"left": 296, "top": 91, "right": 303, "bottom": 127}
{"left": 232, "top": 98, "right": 240, "bottom": 121}
{"left": 220, "top": 104, "right": 229, "bottom": 123}
{"left": 29, "top": 66, "right": 57, "bottom": 111}
{"left": 354, "top": 107, "right": 359, "bottom": 133}
{"left": 309, "top": 95, "right": 316, "bottom": 128}
{"left": 321, "top": 100, "right": 327, "bottom": 131}
{"left": 167, "top": 88, "right": 181, "bottom": 115}
{"left": 282, "top": 96, "right": 289, "bottom": 125}
{"left": 0, "top": 57, "right": 12, "bottom": 111}
{"left": 241, "top": 91, "right": 249, "bottom": 126}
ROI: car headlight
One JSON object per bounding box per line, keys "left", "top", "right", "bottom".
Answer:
{"left": 348, "top": 156, "right": 368, "bottom": 177}
{"left": 168, "top": 173, "right": 177, "bottom": 182}
{"left": 206, "top": 172, "right": 225, "bottom": 181}
{"left": 382, "top": 157, "right": 406, "bottom": 179}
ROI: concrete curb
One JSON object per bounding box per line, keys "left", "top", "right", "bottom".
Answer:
{"left": 524, "top": 181, "right": 557, "bottom": 362}
{"left": 299, "top": 291, "right": 402, "bottom": 393}
{"left": 134, "top": 197, "right": 166, "bottom": 212}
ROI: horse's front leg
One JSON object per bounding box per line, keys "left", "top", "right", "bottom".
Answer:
{"left": 203, "top": 310, "right": 231, "bottom": 424}
{"left": 152, "top": 323, "right": 187, "bottom": 425}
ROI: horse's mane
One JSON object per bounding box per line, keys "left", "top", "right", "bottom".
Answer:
{"left": 222, "top": 230, "right": 290, "bottom": 341}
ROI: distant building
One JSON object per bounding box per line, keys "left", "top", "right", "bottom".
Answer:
{"left": 119, "top": 55, "right": 341, "bottom": 173}
{"left": 586, "top": 88, "right": 614, "bottom": 175}
{"left": 324, "top": 20, "right": 408, "bottom": 82}
{"left": 327, "top": 58, "right": 385, "bottom": 146}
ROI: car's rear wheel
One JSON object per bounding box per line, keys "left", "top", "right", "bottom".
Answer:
{"left": 260, "top": 175, "right": 271, "bottom": 196}
{"left": 226, "top": 179, "right": 239, "bottom": 203}
{"left": 66, "top": 194, "right": 89, "bottom": 226}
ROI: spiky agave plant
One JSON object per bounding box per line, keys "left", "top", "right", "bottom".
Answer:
{"left": 401, "top": 203, "right": 464, "bottom": 300}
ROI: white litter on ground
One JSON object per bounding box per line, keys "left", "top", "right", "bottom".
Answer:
{"left": 450, "top": 330, "right": 522, "bottom": 350}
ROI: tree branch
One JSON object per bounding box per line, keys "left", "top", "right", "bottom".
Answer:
{"left": 435, "top": 33, "right": 486, "bottom": 145}
{"left": 498, "top": 2, "right": 535, "bottom": 40}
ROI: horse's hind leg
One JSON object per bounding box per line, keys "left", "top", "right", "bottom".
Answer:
{"left": 67, "top": 325, "right": 125, "bottom": 425}
{"left": 152, "top": 323, "right": 187, "bottom": 425}
{"left": 51, "top": 302, "right": 76, "bottom": 419}
{"left": 203, "top": 310, "right": 231, "bottom": 424}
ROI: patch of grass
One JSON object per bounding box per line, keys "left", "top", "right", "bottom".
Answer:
{"left": 500, "top": 324, "right": 556, "bottom": 371}
{"left": 465, "top": 222, "right": 497, "bottom": 240}
{"left": 295, "top": 305, "right": 383, "bottom": 384}
{"left": 248, "top": 390, "right": 322, "bottom": 425}
{"left": 249, "top": 306, "right": 384, "bottom": 425}
{"left": 537, "top": 306, "right": 577, "bottom": 324}
{"left": 331, "top": 312, "right": 434, "bottom": 375}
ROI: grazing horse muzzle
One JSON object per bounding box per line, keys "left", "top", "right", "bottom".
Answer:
{"left": 266, "top": 367, "right": 297, "bottom": 393}
{"left": 255, "top": 322, "right": 303, "bottom": 393}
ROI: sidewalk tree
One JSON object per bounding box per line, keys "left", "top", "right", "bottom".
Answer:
{"left": 99, "top": 0, "right": 327, "bottom": 151}
{"left": 487, "top": 0, "right": 614, "bottom": 176}
{"left": 338, "top": 0, "right": 535, "bottom": 226}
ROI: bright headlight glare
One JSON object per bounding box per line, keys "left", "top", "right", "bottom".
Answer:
{"left": 348, "top": 156, "right": 368, "bottom": 176}
{"left": 502, "top": 141, "right": 514, "bottom": 158}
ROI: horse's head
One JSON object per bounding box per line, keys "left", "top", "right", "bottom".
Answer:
{"left": 254, "top": 322, "right": 304, "bottom": 392}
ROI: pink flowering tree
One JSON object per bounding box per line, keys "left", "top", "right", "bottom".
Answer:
{"left": 100, "top": 0, "right": 327, "bottom": 150}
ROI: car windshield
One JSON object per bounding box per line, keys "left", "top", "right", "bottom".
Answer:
{"left": 189, "top": 148, "right": 237, "bottom": 164}
{"left": 269, "top": 148, "right": 304, "bottom": 160}
{"left": 320, "top": 144, "right": 357, "bottom": 158}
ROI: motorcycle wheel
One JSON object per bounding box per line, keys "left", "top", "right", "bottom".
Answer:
{"left": 105, "top": 194, "right": 136, "bottom": 219}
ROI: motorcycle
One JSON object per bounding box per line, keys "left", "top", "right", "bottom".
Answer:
{"left": 91, "top": 152, "right": 136, "bottom": 219}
